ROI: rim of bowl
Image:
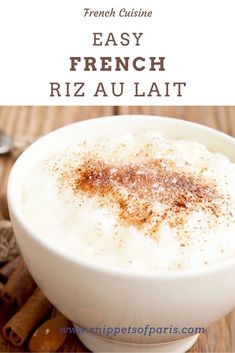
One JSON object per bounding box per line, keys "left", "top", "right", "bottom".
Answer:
{"left": 7, "top": 115, "right": 235, "bottom": 280}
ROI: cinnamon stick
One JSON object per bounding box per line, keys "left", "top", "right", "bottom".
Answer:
{"left": 29, "top": 315, "right": 70, "bottom": 352}
{"left": 2, "top": 287, "right": 52, "bottom": 346}
{"left": 0, "top": 302, "right": 15, "bottom": 330}
{"left": 0, "top": 333, "right": 22, "bottom": 353}
{"left": 0, "top": 255, "right": 22, "bottom": 284}
{"left": 0, "top": 192, "right": 10, "bottom": 220}
{"left": 1, "top": 259, "right": 36, "bottom": 308}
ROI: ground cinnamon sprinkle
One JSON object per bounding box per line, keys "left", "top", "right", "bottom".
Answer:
{"left": 61, "top": 157, "right": 224, "bottom": 231}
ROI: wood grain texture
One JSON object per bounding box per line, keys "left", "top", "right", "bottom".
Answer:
{"left": 0, "top": 106, "right": 235, "bottom": 353}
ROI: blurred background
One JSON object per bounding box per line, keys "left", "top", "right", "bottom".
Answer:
{"left": 0, "top": 106, "right": 234, "bottom": 353}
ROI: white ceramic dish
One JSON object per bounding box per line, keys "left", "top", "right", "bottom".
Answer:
{"left": 7, "top": 116, "right": 235, "bottom": 352}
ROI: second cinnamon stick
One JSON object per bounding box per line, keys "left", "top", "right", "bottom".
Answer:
{"left": 1, "top": 259, "right": 36, "bottom": 308}
{"left": 2, "top": 287, "right": 52, "bottom": 346}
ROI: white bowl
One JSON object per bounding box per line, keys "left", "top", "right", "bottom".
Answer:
{"left": 7, "top": 116, "right": 235, "bottom": 353}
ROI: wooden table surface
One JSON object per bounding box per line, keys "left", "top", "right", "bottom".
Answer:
{"left": 0, "top": 106, "right": 235, "bottom": 353}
